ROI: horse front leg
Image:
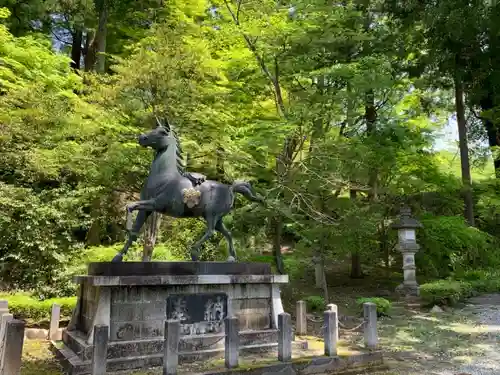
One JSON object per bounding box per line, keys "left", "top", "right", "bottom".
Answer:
{"left": 190, "top": 216, "right": 216, "bottom": 261}
{"left": 112, "top": 207, "right": 152, "bottom": 263}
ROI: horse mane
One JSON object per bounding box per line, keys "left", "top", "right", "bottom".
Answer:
{"left": 156, "top": 116, "right": 186, "bottom": 174}
{"left": 171, "top": 128, "right": 186, "bottom": 174}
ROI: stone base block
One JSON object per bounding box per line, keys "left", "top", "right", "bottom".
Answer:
{"left": 51, "top": 338, "right": 309, "bottom": 375}
{"left": 54, "top": 261, "right": 290, "bottom": 374}
{"left": 396, "top": 283, "right": 420, "bottom": 297}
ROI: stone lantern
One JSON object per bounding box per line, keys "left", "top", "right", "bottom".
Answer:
{"left": 391, "top": 206, "right": 423, "bottom": 297}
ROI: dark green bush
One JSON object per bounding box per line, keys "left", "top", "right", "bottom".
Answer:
{"left": 1, "top": 293, "right": 77, "bottom": 322}
{"left": 356, "top": 297, "right": 392, "bottom": 316}
{"left": 417, "top": 214, "right": 499, "bottom": 278}
{"left": 420, "top": 279, "right": 472, "bottom": 306}
{"left": 304, "top": 295, "right": 325, "bottom": 312}
{"left": 454, "top": 269, "right": 500, "bottom": 293}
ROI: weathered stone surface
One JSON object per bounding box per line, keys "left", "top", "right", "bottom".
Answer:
{"left": 58, "top": 262, "right": 291, "bottom": 374}
{"left": 324, "top": 310, "right": 338, "bottom": 356}
{"left": 74, "top": 274, "right": 289, "bottom": 286}
{"left": 92, "top": 325, "right": 109, "bottom": 375}
{"left": 1, "top": 319, "right": 25, "bottom": 375}
{"left": 164, "top": 319, "right": 180, "bottom": 375}
{"left": 225, "top": 317, "right": 239, "bottom": 369}
{"left": 233, "top": 298, "right": 271, "bottom": 331}
{"left": 49, "top": 304, "right": 61, "bottom": 341}
{"left": 88, "top": 262, "right": 272, "bottom": 277}
{"left": 295, "top": 301, "right": 306, "bottom": 336}
{"left": 50, "top": 340, "right": 310, "bottom": 375}
{"left": 278, "top": 313, "right": 292, "bottom": 362}
{"left": 363, "top": 303, "right": 378, "bottom": 349}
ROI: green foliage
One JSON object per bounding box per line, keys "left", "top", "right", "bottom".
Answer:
{"left": 421, "top": 269, "right": 500, "bottom": 307}
{"left": 0, "top": 292, "right": 77, "bottom": 322}
{"left": 356, "top": 297, "right": 392, "bottom": 316}
{"left": 475, "top": 179, "right": 500, "bottom": 238}
{"left": 1, "top": 0, "right": 500, "bottom": 298}
{"left": 420, "top": 280, "right": 473, "bottom": 306}
{"left": 304, "top": 295, "right": 325, "bottom": 312}
{"left": 417, "top": 214, "right": 499, "bottom": 278}
{"left": 454, "top": 269, "right": 500, "bottom": 294}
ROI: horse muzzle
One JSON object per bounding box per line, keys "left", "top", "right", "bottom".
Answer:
{"left": 138, "top": 134, "right": 148, "bottom": 146}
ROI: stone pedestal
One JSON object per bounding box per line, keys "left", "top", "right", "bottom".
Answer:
{"left": 51, "top": 262, "right": 303, "bottom": 375}
{"left": 391, "top": 206, "right": 423, "bottom": 298}
{"left": 395, "top": 243, "right": 420, "bottom": 297}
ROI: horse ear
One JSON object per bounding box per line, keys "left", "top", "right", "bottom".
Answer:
{"left": 164, "top": 117, "right": 171, "bottom": 132}
{"left": 155, "top": 116, "right": 163, "bottom": 128}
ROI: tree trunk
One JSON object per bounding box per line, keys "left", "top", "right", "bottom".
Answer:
{"left": 84, "top": 30, "right": 95, "bottom": 71}
{"left": 350, "top": 253, "right": 363, "bottom": 279}
{"left": 84, "top": 0, "right": 108, "bottom": 72}
{"left": 349, "top": 189, "right": 363, "bottom": 278}
{"left": 314, "top": 255, "right": 324, "bottom": 288}
{"left": 95, "top": 0, "right": 108, "bottom": 73}
{"left": 271, "top": 215, "right": 285, "bottom": 274}
{"left": 216, "top": 146, "right": 225, "bottom": 182}
{"left": 142, "top": 212, "right": 162, "bottom": 261}
{"left": 71, "top": 29, "right": 83, "bottom": 70}
{"left": 480, "top": 96, "right": 500, "bottom": 178}
{"left": 365, "top": 89, "right": 378, "bottom": 200}
{"left": 454, "top": 72, "right": 475, "bottom": 227}
{"left": 86, "top": 198, "right": 102, "bottom": 246}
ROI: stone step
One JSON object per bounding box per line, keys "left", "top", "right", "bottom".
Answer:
{"left": 51, "top": 339, "right": 308, "bottom": 375}
{"left": 63, "top": 328, "right": 284, "bottom": 361}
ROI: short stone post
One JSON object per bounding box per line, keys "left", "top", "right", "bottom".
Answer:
{"left": 296, "top": 300, "right": 307, "bottom": 335}
{"left": 326, "top": 304, "right": 339, "bottom": 342}
{"left": 163, "top": 319, "right": 180, "bottom": 375}
{"left": 324, "top": 309, "right": 338, "bottom": 356}
{"left": 278, "top": 313, "right": 292, "bottom": 362}
{"left": 0, "top": 319, "right": 25, "bottom": 375}
{"left": 391, "top": 206, "right": 423, "bottom": 297}
{"left": 363, "top": 303, "right": 378, "bottom": 349}
{"left": 49, "top": 303, "right": 61, "bottom": 341}
{"left": 0, "top": 301, "right": 8, "bottom": 315}
{"left": 225, "top": 316, "right": 239, "bottom": 369}
{"left": 0, "top": 313, "right": 13, "bottom": 368}
{"left": 91, "top": 324, "right": 109, "bottom": 375}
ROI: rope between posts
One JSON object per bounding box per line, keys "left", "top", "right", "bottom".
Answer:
{"left": 306, "top": 316, "right": 367, "bottom": 332}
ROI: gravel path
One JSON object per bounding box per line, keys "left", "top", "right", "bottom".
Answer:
{"left": 435, "top": 295, "right": 500, "bottom": 375}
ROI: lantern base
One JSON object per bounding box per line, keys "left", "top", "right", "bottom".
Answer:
{"left": 396, "top": 283, "right": 420, "bottom": 297}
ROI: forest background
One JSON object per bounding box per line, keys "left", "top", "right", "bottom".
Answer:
{"left": 1, "top": 0, "right": 500, "bottom": 310}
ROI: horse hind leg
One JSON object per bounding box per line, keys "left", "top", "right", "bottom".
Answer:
{"left": 112, "top": 210, "right": 151, "bottom": 262}
{"left": 190, "top": 215, "right": 216, "bottom": 261}
{"left": 215, "top": 218, "right": 236, "bottom": 262}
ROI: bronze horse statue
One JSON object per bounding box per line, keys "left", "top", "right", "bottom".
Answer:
{"left": 112, "top": 119, "right": 263, "bottom": 262}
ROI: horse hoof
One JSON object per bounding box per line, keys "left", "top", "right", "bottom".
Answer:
{"left": 227, "top": 256, "right": 236, "bottom": 262}
{"left": 112, "top": 254, "right": 123, "bottom": 262}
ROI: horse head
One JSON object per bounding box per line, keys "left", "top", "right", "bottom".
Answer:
{"left": 138, "top": 117, "right": 173, "bottom": 151}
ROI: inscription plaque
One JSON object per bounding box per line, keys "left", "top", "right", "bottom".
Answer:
{"left": 166, "top": 293, "right": 228, "bottom": 335}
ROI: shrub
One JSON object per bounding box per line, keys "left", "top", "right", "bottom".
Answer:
{"left": 420, "top": 279, "right": 472, "bottom": 306}
{"left": 417, "top": 214, "right": 499, "bottom": 278}
{"left": 304, "top": 295, "right": 325, "bottom": 312}
{"left": 0, "top": 293, "right": 77, "bottom": 322}
{"left": 455, "top": 269, "right": 500, "bottom": 293}
{"left": 356, "top": 297, "right": 392, "bottom": 316}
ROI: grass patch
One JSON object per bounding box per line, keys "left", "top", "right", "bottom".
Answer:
{"left": 21, "top": 341, "right": 62, "bottom": 375}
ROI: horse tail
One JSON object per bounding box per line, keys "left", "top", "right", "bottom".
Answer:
{"left": 231, "top": 181, "right": 264, "bottom": 203}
